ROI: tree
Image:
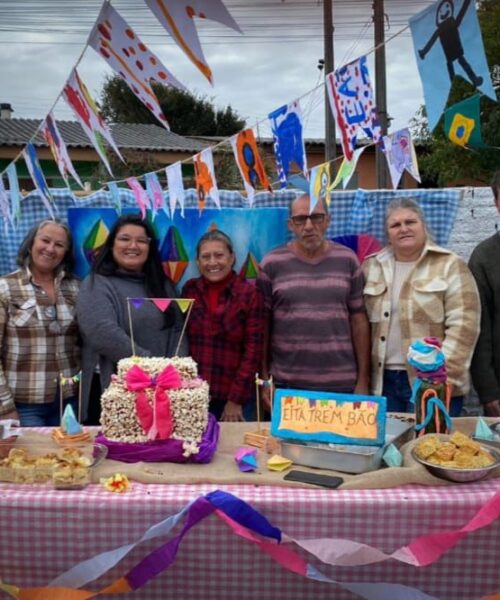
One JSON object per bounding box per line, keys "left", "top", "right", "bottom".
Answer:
{"left": 99, "top": 75, "right": 246, "bottom": 136}
{"left": 410, "top": 0, "right": 500, "bottom": 187}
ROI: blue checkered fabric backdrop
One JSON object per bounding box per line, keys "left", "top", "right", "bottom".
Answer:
{"left": 0, "top": 186, "right": 462, "bottom": 276}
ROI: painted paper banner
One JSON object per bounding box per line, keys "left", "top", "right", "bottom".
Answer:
{"left": 4, "top": 489, "right": 499, "bottom": 600}
{"left": 23, "top": 142, "right": 55, "bottom": 218}
{"left": 444, "top": 94, "right": 485, "bottom": 148}
{"left": 42, "top": 112, "right": 84, "bottom": 189}
{"left": 126, "top": 177, "right": 150, "bottom": 219}
{"left": 63, "top": 69, "right": 124, "bottom": 176}
{"left": 271, "top": 389, "right": 387, "bottom": 446}
{"left": 107, "top": 181, "right": 122, "bottom": 214}
{"left": 165, "top": 162, "right": 185, "bottom": 217}
{"left": 144, "top": 0, "right": 242, "bottom": 84}
{"left": 331, "top": 146, "right": 366, "bottom": 189}
{"left": 326, "top": 55, "right": 381, "bottom": 161}
{"left": 89, "top": 1, "right": 185, "bottom": 129}
{"left": 309, "top": 161, "right": 332, "bottom": 212}
{"left": 382, "top": 128, "right": 421, "bottom": 189}
{"left": 409, "top": 0, "right": 496, "bottom": 131}
{"left": 268, "top": 100, "right": 308, "bottom": 188}
{"left": 6, "top": 163, "right": 21, "bottom": 226}
{"left": 145, "top": 172, "right": 166, "bottom": 216}
{"left": 230, "top": 129, "right": 271, "bottom": 206}
{"left": 193, "top": 147, "right": 220, "bottom": 212}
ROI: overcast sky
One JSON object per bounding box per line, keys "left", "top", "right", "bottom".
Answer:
{"left": 0, "top": 0, "right": 434, "bottom": 141}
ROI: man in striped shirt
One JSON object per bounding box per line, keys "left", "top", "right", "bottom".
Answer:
{"left": 257, "top": 194, "right": 370, "bottom": 407}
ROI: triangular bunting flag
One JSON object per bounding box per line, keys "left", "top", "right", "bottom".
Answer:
{"left": 151, "top": 298, "right": 172, "bottom": 312}
{"left": 126, "top": 177, "right": 150, "bottom": 219}
{"left": 130, "top": 298, "right": 146, "bottom": 310}
{"left": 144, "top": 0, "right": 242, "bottom": 84}
{"left": 145, "top": 172, "right": 166, "bottom": 217}
{"left": 23, "top": 142, "right": 55, "bottom": 218}
{"left": 309, "top": 162, "right": 332, "bottom": 212}
{"left": 89, "top": 1, "right": 186, "bottom": 129}
{"left": 409, "top": 0, "right": 496, "bottom": 131}
{"left": 42, "top": 112, "right": 84, "bottom": 188}
{"left": 165, "top": 162, "right": 185, "bottom": 218}
{"left": 268, "top": 100, "right": 308, "bottom": 188}
{"left": 107, "top": 181, "right": 122, "bottom": 214}
{"left": 194, "top": 147, "right": 220, "bottom": 213}
{"left": 176, "top": 299, "right": 192, "bottom": 313}
{"left": 326, "top": 55, "right": 381, "bottom": 161}
{"left": 63, "top": 68, "right": 124, "bottom": 176}
{"left": 6, "top": 163, "right": 21, "bottom": 226}
{"left": 444, "top": 95, "right": 485, "bottom": 148}
{"left": 382, "top": 128, "right": 421, "bottom": 189}
{"left": 331, "top": 146, "right": 366, "bottom": 189}
{"left": 0, "top": 175, "right": 12, "bottom": 232}
{"left": 230, "top": 129, "right": 271, "bottom": 206}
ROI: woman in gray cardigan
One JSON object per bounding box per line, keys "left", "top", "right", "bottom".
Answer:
{"left": 76, "top": 214, "right": 187, "bottom": 424}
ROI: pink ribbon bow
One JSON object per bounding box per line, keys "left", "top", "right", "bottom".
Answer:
{"left": 125, "top": 364, "right": 182, "bottom": 440}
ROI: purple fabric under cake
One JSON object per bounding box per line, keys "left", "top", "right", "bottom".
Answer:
{"left": 95, "top": 413, "right": 220, "bottom": 463}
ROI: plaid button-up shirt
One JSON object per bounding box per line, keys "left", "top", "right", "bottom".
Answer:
{"left": 182, "top": 273, "right": 264, "bottom": 406}
{"left": 0, "top": 268, "right": 80, "bottom": 414}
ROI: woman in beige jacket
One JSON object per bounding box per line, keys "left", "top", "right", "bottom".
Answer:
{"left": 362, "top": 198, "right": 480, "bottom": 415}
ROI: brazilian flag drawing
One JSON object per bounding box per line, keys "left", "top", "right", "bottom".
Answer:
{"left": 444, "top": 95, "right": 484, "bottom": 148}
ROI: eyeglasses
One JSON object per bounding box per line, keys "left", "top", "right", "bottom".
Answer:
{"left": 44, "top": 305, "right": 61, "bottom": 335}
{"left": 290, "top": 214, "right": 327, "bottom": 226}
{"left": 115, "top": 235, "right": 151, "bottom": 246}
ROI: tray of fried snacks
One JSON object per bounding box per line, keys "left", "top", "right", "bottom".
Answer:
{"left": 412, "top": 431, "right": 500, "bottom": 483}
{"left": 0, "top": 439, "right": 107, "bottom": 489}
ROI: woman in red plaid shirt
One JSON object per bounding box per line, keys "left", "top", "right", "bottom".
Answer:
{"left": 182, "top": 231, "right": 265, "bottom": 421}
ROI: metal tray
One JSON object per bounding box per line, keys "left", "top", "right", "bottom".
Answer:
{"left": 279, "top": 416, "right": 414, "bottom": 474}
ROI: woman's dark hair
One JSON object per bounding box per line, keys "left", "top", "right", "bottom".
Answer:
{"left": 196, "top": 229, "right": 235, "bottom": 258}
{"left": 92, "top": 213, "right": 170, "bottom": 298}
{"left": 17, "top": 219, "right": 75, "bottom": 275}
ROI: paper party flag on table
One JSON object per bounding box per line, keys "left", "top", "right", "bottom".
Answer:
{"left": 474, "top": 417, "right": 494, "bottom": 440}
{"left": 235, "top": 447, "right": 258, "bottom": 472}
{"left": 267, "top": 454, "right": 292, "bottom": 472}
{"left": 61, "top": 404, "right": 83, "bottom": 435}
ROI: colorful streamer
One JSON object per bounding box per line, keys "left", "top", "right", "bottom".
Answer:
{"left": 6, "top": 163, "right": 21, "bottom": 226}
{"left": 126, "top": 177, "right": 150, "bottom": 219}
{"left": 165, "top": 162, "right": 185, "bottom": 218}
{"left": 2, "top": 490, "right": 498, "bottom": 600}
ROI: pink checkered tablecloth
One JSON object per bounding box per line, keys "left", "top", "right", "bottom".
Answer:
{"left": 0, "top": 477, "right": 499, "bottom": 600}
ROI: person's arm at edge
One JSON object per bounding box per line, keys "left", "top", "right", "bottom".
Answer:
{"left": 0, "top": 283, "right": 18, "bottom": 419}
{"left": 350, "top": 310, "right": 371, "bottom": 395}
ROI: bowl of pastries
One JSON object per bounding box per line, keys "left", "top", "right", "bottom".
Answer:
{"left": 0, "top": 442, "right": 107, "bottom": 489}
{"left": 412, "top": 431, "right": 500, "bottom": 483}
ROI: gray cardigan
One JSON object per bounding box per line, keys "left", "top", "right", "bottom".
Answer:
{"left": 76, "top": 272, "right": 188, "bottom": 420}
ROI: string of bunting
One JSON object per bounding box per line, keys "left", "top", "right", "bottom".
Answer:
{"left": 0, "top": 0, "right": 496, "bottom": 226}
{"left": 1, "top": 489, "right": 498, "bottom": 599}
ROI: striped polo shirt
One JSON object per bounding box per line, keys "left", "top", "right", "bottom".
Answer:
{"left": 257, "top": 241, "right": 366, "bottom": 392}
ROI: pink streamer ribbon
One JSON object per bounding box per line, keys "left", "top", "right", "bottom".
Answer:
{"left": 125, "top": 364, "right": 181, "bottom": 440}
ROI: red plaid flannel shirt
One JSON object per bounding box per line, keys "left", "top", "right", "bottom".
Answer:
{"left": 182, "top": 273, "right": 264, "bottom": 406}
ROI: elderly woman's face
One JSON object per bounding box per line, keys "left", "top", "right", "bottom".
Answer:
{"left": 197, "top": 240, "right": 234, "bottom": 283}
{"left": 112, "top": 224, "right": 151, "bottom": 272}
{"left": 30, "top": 223, "right": 69, "bottom": 275}
{"left": 387, "top": 208, "right": 427, "bottom": 260}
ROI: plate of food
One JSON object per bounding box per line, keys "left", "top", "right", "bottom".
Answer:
{"left": 0, "top": 440, "right": 107, "bottom": 489}
{"left": 412, "top": 431, "right": 500, "bottom": 483}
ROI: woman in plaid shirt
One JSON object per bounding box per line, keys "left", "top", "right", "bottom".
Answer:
{"left": 182, "top": 230, "right": 265, "bottom": 422}
{"left": 0, "top": 220, "right": 80, "bottom": 426}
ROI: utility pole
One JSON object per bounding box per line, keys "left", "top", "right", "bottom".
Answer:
{"left": 323, "top": 0, "right": 336, "bottom": 163}
{"left": 373, "top": 0, "right": 388, "bottom": 188}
